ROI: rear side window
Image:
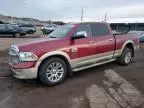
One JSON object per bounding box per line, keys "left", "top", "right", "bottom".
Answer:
{"left": 46, "top": 26, "right": 52, "bottom": 27}
{"left": 90, "top": 23, "right": 109, "bottom": 36}
{"left": 19, "top": 24, "right": 34, "bottom": 27}
{"left": 0, "top": 24, "right": 5, "bottom": 30}
{"left": 74, "top": 24, "right": 92, "bottom": 37}
{"left": 7, "top": 25, "right": 15, "bottom": 29}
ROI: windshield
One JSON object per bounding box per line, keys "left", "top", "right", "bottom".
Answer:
{"left": 48, "top": 24, "right": 74, "bottom": 38}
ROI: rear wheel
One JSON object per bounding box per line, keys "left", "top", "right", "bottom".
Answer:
{"left": 20, "top": 33, "right": 26, "bottom": 36}
{"left": 14, "top": 33, "right": 20, "bottom": 38}
{"left": 118, "top": 48, "right": 133, "bottom": 66}
{"left": 39, "top": 57, "right": 67, "bottom": 86}
{"left": 29, "top": 30, "right": 34, "bottom": 34}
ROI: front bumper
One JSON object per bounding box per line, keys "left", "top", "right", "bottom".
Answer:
{"left": 10, "top": 67, "right": 38, "bottom": 79}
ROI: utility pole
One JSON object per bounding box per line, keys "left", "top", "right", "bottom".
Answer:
{"left": 81, "top": 8, "right": 83, "bottom": 22}
{"left": 135, "top": 21, "right": 138, "bottom": 31}
{"left": 104, "top": 12, "right": 107, "bottom": 22}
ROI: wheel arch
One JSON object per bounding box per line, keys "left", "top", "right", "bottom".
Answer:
{"left": 36, "top": 51, "right": 73, "bottom": 77}
{"left": 121, "top": 40, "right": 135, "bottom": 57}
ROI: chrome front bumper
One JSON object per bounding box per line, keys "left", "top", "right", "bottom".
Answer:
{"left": 10, "top": 67, "right": 38, "bottom": 79}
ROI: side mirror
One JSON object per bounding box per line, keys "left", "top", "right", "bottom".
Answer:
{"left": 71, "top": 31, "right": 87, "bottom": 40}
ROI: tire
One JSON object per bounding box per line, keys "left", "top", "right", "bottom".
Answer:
{"left": 14, "top": 33, "right": 20, "bottom": 38}
{"left": 29, "top": 30, "right": 34, "bottom": 34}
{"left": 20, "top": 33, "right": 26, "bottom": 36}
{"left": 39, "top": 57, "right": 67, "bottom": 86}
{"left": 118, "top": 48, "right": 133, "bottom": 66}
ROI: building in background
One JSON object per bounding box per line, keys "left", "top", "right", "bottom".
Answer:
{"left": 110, "top": 23, "right": 144, "bottom": 33}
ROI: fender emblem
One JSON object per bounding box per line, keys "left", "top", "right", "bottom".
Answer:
{"left": 71, "top": 47, "right": 78, "bottom": 52}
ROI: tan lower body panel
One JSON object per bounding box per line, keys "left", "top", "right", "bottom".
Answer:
{"left": 72, "top": 58, "right": 116, "bottom": 72}
{"left": 10, "top": 68, "right": 38, "bottom": 79}
{"left": 70, "top": 51, "right": 115, "bottom": 68}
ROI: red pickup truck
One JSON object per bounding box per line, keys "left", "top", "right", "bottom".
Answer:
{"left": 9, "top": 22, "right": 139, "bottom": 86}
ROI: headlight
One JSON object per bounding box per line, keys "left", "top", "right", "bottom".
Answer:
{"left": 19, "top": 52, "right": 38, "bottom": 62}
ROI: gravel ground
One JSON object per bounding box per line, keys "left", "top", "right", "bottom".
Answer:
{"left": 0, "top": 35, "right": 43, "bottom": 51}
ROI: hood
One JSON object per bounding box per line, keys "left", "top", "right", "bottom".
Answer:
{"left": 14, "top": 37, "right": 59, "bottom": 47}
{"left": 13, "top": 37, "right": 62, "bottom": 53}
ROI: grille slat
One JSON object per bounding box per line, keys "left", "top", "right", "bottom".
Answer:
{"left": 9, "top": 46, "right": 20, "bottom": 65}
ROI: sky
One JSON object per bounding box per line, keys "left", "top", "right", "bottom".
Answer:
{"left": 0, "top": 0, "right": 144, "bottom": 23}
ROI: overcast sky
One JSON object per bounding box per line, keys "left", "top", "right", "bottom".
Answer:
{"left": 0, "top": 0, "right": 144, "bottom": 22}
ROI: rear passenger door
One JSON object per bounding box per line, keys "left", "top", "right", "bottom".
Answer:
{"left": 90, "top": 23, "right": 115, "bottom": 61}
{"left": 0, "top": 24, "right": 6, "bottom": 35}
{"left": 6, "top": 25, "right": 16, "bottom": 35}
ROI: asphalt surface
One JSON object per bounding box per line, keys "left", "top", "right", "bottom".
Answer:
{"left": 0, "top": 36, "right": 144, "bottom": 108}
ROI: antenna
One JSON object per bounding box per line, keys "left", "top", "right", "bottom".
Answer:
{"left": 81, "top": 8, "right": 83, "bottom": 22}
{"left": 104, "top": 12, "right": 107, "bottom": 22}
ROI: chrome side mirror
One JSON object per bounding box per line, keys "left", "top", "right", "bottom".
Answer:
{"left": 71, "top": 31, "right": 87, "bottom": 40}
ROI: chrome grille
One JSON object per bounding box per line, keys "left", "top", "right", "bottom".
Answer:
{"left": 9, "top": 45, "right": 20, "bottom": 65}
{"left": 9, "top": 49, "right": 17, "bottom": 56}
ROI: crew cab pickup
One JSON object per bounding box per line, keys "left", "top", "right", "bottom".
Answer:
{"left": 9, "top": 22, "right": 139, "bottom": 86}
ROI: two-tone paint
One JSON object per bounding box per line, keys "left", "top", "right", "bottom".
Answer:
{"left": 9, "top": 22, "right": 139, "bottom": 79}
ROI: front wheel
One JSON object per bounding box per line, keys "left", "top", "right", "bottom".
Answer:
{"left": 39, "top": 57, "right": 67, "bottom": 86}
{"left": 118, "top": 48, "right": 133, "bottom": 66}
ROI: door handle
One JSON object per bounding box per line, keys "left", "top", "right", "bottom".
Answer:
{"left": 109, "top": 39, "right": 113, "bottom": 41}
{"left": 89, "top": 41, "right": 96, "bottom": 44}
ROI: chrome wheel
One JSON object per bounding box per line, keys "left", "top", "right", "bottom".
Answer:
{"left": 15, "top": 33, "right": 20, "bottom": 38}
{"left": 124, "top": 52, "right": 132, "bottom": 64}
{"left": 46, "top": 62, "right": 64, "bottom": 83}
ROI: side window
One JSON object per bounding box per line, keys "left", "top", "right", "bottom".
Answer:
{"left": 7, "top": 25, "right": 15, "bottom": 29}
{"left": 19, "top": 25, "right": 26, "bottom": 27}
{"left": 74, "top": 24, "right": 92, "bottom": 37}
{"left": 90, "top": 23, "right": 109, "bottom": 36}
{"left": 0, "top": 24, "right": 5, "bottom": 30}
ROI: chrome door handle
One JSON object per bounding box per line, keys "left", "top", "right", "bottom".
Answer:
{"left": 89, "top": 41, "right": 96, "bottom": 44}
{"left": 109, "top": 39, "right": 113, "bottom": 41}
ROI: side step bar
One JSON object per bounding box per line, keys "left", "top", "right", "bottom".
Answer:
{"left": 72, "top": 58, "right": 116, "bottom": 72}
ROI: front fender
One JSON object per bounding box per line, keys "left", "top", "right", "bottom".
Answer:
{"left": 35, "top": 51, "right": 71, "bottom": 68}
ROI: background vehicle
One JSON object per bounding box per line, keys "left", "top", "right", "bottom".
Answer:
{"left": 9, "top": 22, "right": 19, "bottom": 27}
{"left": 41, "top": 25, "right": 56, "bottom": 34}
{"left": 9, "top": 22, "right": 139, "bottom": 86}
{"left": 0, "top": 24, "right": 26, "bottom": 37}
{"left": 19, "top": 24, "right": 36, "bottom": 34}
{"left": 128, "top": 31, "right": 144, "bottom": 42}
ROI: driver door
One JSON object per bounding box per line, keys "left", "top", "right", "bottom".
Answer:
{"left": 71, "top": 24, "right": 96, "bottom": 68}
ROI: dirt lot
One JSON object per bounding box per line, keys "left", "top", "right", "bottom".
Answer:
{"left": 0, "top": 36, "right": 144, "bottom": 108}
{"left": 0, "top": 35, "right": 42, "bottom": 51}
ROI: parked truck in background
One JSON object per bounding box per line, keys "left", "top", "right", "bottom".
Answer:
{"left": 9, "top": 22, "right": 139, "bottom": 86}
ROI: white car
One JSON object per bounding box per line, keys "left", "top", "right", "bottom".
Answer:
{"left": 41, "top": 25, "right": 56, "bottom": 34}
